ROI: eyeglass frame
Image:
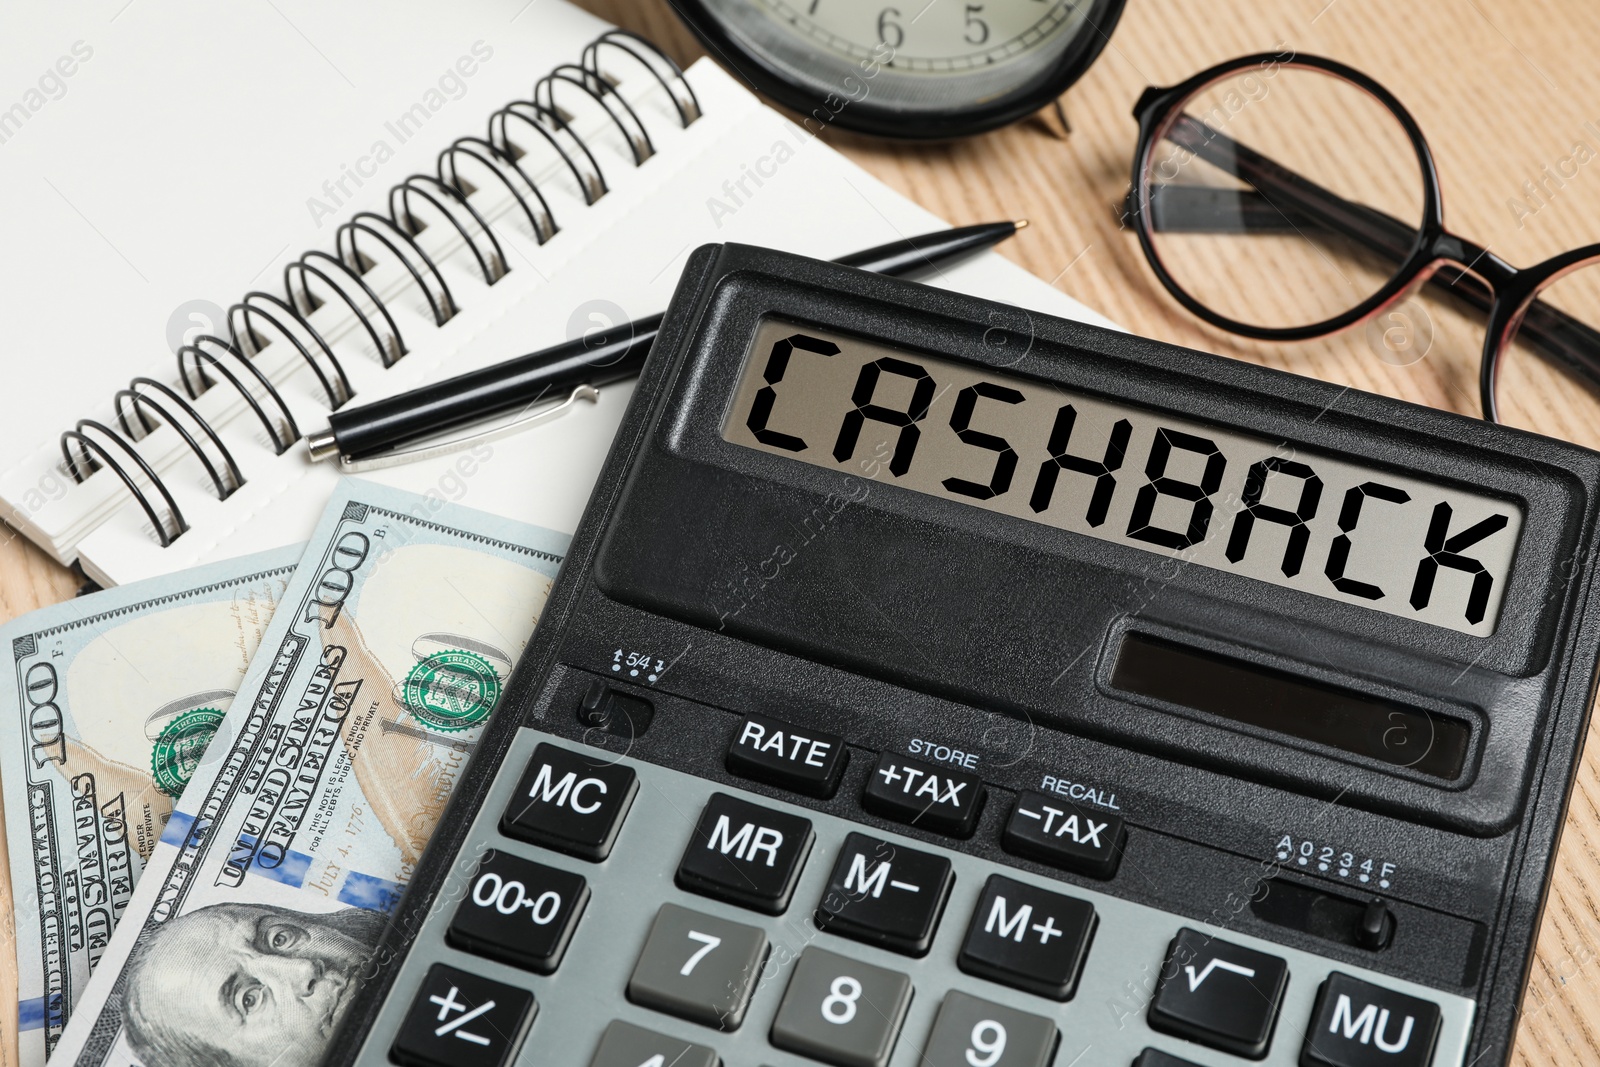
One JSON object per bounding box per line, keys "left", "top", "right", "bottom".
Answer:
{"left": 1127, "top": 52, "right": 1600, "bottom": 424}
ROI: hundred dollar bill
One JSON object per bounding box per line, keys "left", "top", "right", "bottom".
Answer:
{"left": 52, "top": 479, "right": 569, "bottom": 1067}
{"left": 3, "top": 792, "right": 16, "bottom": 1067}
{"left": 0, "top": 548, "right": 298, "bottom": 1067}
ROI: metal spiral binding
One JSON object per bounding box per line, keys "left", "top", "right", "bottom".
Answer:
{"left": 60, "top": 30, "right": 699, "bottom": 550}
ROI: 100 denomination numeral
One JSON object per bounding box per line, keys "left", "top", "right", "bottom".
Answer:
{"left": 23, "top": 659, "right": 67, "bottom": 766}
{"left": 304, "top": 530, "right": 371, "bottom": 628}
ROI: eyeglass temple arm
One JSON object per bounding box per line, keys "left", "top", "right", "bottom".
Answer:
{"left": 1143, "top": 184, "right": 1498, "bottom": 322}
{"left": 1146, "top": 115, "right": 1600, "bottom": 392}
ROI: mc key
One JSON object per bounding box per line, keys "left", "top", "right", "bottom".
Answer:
{"left": 501, "top": 743, "right": 638, "bottom": 860}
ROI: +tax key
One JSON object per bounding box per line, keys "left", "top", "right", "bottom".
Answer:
{"left": 862, "top": 753, "right": 985, "bottom": 837}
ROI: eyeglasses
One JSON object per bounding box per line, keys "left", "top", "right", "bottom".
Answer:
{"left": 1127, "top": 52, "right": 1600, "bottom": 438}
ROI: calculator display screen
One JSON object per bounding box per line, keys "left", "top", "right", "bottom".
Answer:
{"left": 723, "top": 320, "right": 1524, "bottom": 636}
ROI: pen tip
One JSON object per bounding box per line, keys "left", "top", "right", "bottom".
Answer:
{"left": 1013, "top": 219, "right": 1029, "bottom": 230}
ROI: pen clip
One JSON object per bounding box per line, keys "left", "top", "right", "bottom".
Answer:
{"left": 335, "top": 383, "right": 602, "bottom": 474}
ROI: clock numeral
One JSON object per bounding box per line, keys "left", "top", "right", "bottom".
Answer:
{"left": 877, "top": 7, "right": 904, "bottom": 49}
{"left": 964, "top": 5, "right": 990, "bottom": 45}
{"left": 808, "top": 0, "right": 821, "bottom": 12}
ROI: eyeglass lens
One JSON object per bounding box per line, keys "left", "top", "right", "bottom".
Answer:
{"left": 1141, "top": 64, "right": 1426, "bottom": 332}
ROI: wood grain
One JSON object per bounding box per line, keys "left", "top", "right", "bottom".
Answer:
{"left": 5, "top": 0, "right": 1600, "bottom": 1062}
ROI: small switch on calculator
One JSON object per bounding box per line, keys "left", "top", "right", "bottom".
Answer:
{"left": 1301, "top": 972, "right": 1442, "bottom": 1067}
{"left": 576, "top": 680, "right": 654, "bottom": 738}
{"left": 1003, "top": 790, "right": 1126, "bottom": 879}
{"left": 676, "top": 792, "right": 813, "bottom": 913}
{"left": 862, "top": 753, "right": 984, "bottom": 837}
{"left": 957, "top": 874, "right": 1096, "bottom": 1000}
{"left": 814, "top": 831, "right": 953, "bottom": 956}
{"left": 390, "top": 964, "right": 535, "bottom": 1067}
{"left": 1148, "top": 928, "right": 1288, "bottom": 1059}
{"left": 726, "top": 712, "right": 847, "bottom": 797}
{"left": 447, "top": 849, "right": 587, "bottom": 974}
{"left": 501, "top": 743, "right": 637, "bottom": 860}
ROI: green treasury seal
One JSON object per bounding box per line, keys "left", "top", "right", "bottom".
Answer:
{"left": 150, "top": 706, "right": 227, "bottom": 797}
{"left": 404, "top": 649, "right": 501, "bottom": 732}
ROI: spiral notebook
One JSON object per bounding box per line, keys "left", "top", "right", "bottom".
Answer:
{"left": 0, "top": 0, "right": 1113, "bottom": 588}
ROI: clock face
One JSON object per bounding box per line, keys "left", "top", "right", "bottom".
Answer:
{"left": 758, "top": 0, "right": 1091, "bottom": 73}
{"left": 675, "top": 0, "right": 1125, "bottom": 138}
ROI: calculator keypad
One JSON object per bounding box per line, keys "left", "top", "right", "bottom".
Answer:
{"left": 1133, "top": 1050, "right": 1205, "bottom": 1067}
{"left": 770, "top": 947, "right": 914, "bottom": 1067}
{"left": 362, "top": 729, "right": 1475, "bottom": 1067}
{"left": 728, "top": 713, "right": 848, "bottom": 798}
{"left": 956, "top": 875, "right": 1096, "bottom": 1000}
{"left": 1301, "top": 973, "right": 1443, "bottom": 1067}
{"left": 862, "top": 754, "right": 984, "bottom": 837}
{"left": 627, "top": 903, "right": 769, "bottom": 1030}
{"left": 501, "top": 743, "right": 637, "bottom": 860}
{"left": 1002, "top": 791, "right": 1126, "bottom": 880}
{"left": 589, "top": 1020, "right": 720, "bottom": 1067}
{"left": 1148, "top": 928, "right": 1290, "bottom": 1058}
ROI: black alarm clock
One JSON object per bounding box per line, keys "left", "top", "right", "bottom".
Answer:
{"left": 668, "top": 0, "right": 1127, "bottom": 139}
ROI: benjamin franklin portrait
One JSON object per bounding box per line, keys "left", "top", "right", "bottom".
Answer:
{"left": 121, "top": 902, "right": 388, "bottom": 1067}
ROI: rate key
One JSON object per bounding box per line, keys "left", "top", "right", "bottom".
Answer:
{"left": 726, "top": 712, "right": 847, "bottom": 798}
{"left": 1002, "top": 791, "right": 1125, "bottom": 879}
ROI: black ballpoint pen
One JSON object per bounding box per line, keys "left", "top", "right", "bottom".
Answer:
{"left": 304, "top": 220, "right": 1027, "bottom": 468}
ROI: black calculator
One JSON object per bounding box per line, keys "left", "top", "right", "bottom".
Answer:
{"left": 324, "top": 244, "right": 1600, "bottom": 1067}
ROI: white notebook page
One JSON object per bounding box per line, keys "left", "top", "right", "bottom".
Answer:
{"left": 0, "top": 0, "right": 610, "bottom": 560}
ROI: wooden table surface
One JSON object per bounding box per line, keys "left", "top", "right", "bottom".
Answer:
{"left": 6, "top": 0, "right": 1600, "bottom": 1062}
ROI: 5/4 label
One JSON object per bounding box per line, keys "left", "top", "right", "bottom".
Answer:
{"left": 612, "top": 648, "right": 664, "bottom": 683}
